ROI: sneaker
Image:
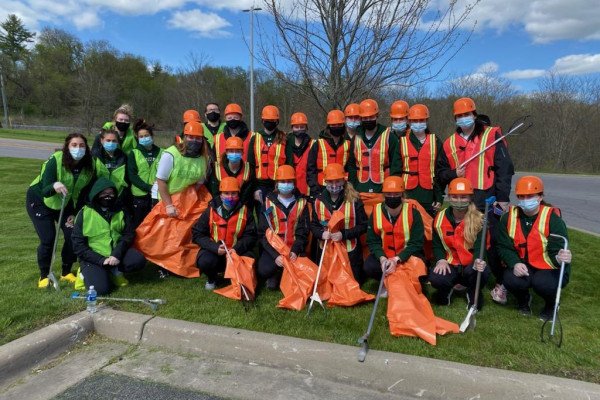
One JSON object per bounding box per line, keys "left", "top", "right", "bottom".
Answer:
{"left": 74, "top": 268, "right": 85, "bottom": 291}
{"left": 490, "top": 284, "right": 508, "bottom": 305}
{"left": 453, "top": 283, "right": 467, "bottom": 292}
{"left": 158, "top": 268, "right": 170, "bottom": 279}
{"left": 266, "top": 277, "right": 279, "bottom": 290}
{"left": 111, "top": 273, "right": 129, "bottom": 287}
{"left": 518, "top": 294, "right": 532, "bottom": 316}
{"left": 60, "top": 273, "right": 77, "bottom": 284}
{"left": 38, "top": 277, "right": 49, "bottom": 289}
{"left": 539, "top": 306, "right": 554, "bottom": 322}
{"left": 205, "top": 281, "right": 216, "bottom": 291}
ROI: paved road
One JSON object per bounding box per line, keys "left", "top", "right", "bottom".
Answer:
{"left": 0, "top": 138, "right": 58, "bottom": 160}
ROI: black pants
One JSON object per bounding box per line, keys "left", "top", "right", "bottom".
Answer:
{"left": 364, "top": 254, "right": 384, "bottom": 282}
{"left": 131, "top": 194, "right": 152, "bottom": 229}
{"left": 429, "top": 264, "right": 490, "bottom": 308}
{"left": 26, "top": 188, "right": 76, "bottom": 278}
{"left": 315, "top": 244, "right": 365, "bottom": 285}
{"left": 79, "top": 248, "right": 146, "bottom": 295}
{"left": 503, "top": 265, "right": 569, "bottom": 308}
{"left": 486, "top": 211, "right": 505, "bottom": 285}
{"left": 196, "top": 249, "right": 227, "bottom": 284}
{"left": 256, "top": 251, "right": 283, "bottom": 284}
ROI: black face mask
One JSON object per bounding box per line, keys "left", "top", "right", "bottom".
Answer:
{"left": 206, "top": 112, "right": 220, "bottom": 123}
{"left": 263, "top": 121, "right": 278, "bottom": 131}
{"left": 185, "top": 140, "right": 203, "bottom": 157}
{"left": 115, "top": 121, "right": 130, "bottom": 133}
{"left": 99, "top": 195, "right": 116, "bottom": 208}
{"left": 362, "top": 120, "right": 377, "bottom": 131}
{"left": 330, "top": 127, "right": 345, "bottom": 137}
{"left": 385, "top": 197, "right": 402, "bottom": 209}
{"left": 293, "top": 130, "right": 307, "bottom": 137}
{"left": 226, "top": 119, "right": 241, "bottom": 129}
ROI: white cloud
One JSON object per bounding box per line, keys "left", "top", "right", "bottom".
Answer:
{"left": 502, "top": 69, "right": 546, "bottom": 80}
{"left": 191, "top": 0, "right": 256, "bottom": 11}
{"left": 474, "top": 61, "right": 499, "bottom": 75}
{"left": 74, "top": 10, "right": 102, "bottom": 29}
{"left": 84, "top": 0, "right": 187, "bottom": 15}
{"left": 168, "top": 9, "right": 232, "bottom": 37}
{"left": 553, "top": 53, "right": 600, "bottom": 75}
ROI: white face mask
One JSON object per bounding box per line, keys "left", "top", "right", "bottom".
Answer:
{"left": 519, "top": 197, "right": 540, "bottom": 213}
{"left": 69, "top": 148, "right": 86, "bottom": 160}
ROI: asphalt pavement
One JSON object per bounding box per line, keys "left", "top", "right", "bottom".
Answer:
{"left": 0, "top": 138, "right": 58, "bottom": 160}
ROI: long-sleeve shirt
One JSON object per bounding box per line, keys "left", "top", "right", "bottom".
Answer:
{"left": 432, "top": 207, "right": 485, "bottom": 264}
{"left": 127, "top": 144, "right": 162, "bottom": 196}
{"left": 366, "top": 205, "right": 424, "bottom": 261}
{"left": 310, "top": 190, "right": 367, "bottom": 241}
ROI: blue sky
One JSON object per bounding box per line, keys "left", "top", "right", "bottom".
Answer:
{"left": 2, "top": 0, "right": 599, "bottom": 93}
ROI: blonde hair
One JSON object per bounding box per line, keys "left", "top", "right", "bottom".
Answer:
{"left": 113, "top": 104, "right": 133, "bottom": 120}
{"left": 344, "top": 181, "right": 360, "bottom": 203}
{"left": 463, "top": 203, "right": 484, "bottom": 249}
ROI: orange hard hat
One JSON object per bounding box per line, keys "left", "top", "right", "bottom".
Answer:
{"left": 453, "top": 97, "right": 476, "bottom": 116}
{"left": 344, "top": 103, "right": 360, "bottom": 117}
{"left": 224, "top": 103, "right": 243, "bottom": 116}
{"left": 323, "top": 163, "right": 345, "bottom": 181}
{"left": 182, "top": 109, "right": 201, "bottom": 123}
{"left": 225, "top": 136, "right": 244, "bottom": 151}
{"left": 261, "top": 105, "right": 280, "bottom": 120}
{"left": 390, "top": 100, "right": 409, "bottom": 118}
{"left": 359, "top": 99, "right": 379, "bottom": 118}
{"left": 290, "top": 112, "right": 308, "bottom": 126}
{"left": 515, "top": 175, "right": 544, "bottom": 195}
{"left": 408, "top": 104, "right": 430, "bottom": 120}
{"left": 219, "top": 176, "right": 240, "bottom": 192}
{"left": 327, "top": 110, "right": 345, "bottom": 125}
{"left": 448, "top": 178, "right": 474, "bottom": 195}
{"left": 382, "top": 176, "right": 405, "bottom": 193}
{"left": 183, "top": 121, "right": 204, "bottom": 137}
{"left": 275, "top": 164, "right": 295, "bottom": 181}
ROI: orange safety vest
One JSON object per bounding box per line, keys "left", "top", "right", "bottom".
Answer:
{"left": 506, "top": 205, "right": 558, "bottom": 270}
{"left": 400, "top": 133, "right": 436, "bottom": 190}
{"left": 372, "top": 202, "right": 413, "bottom": 258}
{"left": 214, "top": 161, "right": 251, "bottom": 188}
{"left": 214, "top": 131, "right": 254, "bottom": 163}
{"left": 253, "top": 134, "right": 286, "bottom": 180}
{"left": 314, "top": 198, "right": 357, "bottom": 251}
{"left": 443, "top": 127, "right": 498, "bottom": 190}
{"left": 265, "top": 197, "right": 307, "bottom": 248}
{"left": 209, "top": 205, "right": 248, "bottom": 249}
{"left": 293, "top": 139, "right": 315, "bottom": 196}
{"left": 433, "top": 208, "right": 474, "bottom": 266}
{"left": 353, "top": 129, "right": 391, "bottom": 184}
{"left": 316, "top": 138, "right": 350, "bottom": 185}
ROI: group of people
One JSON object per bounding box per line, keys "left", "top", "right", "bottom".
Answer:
{"left": 27, "top": 98, "right": 572, "bottom": 323}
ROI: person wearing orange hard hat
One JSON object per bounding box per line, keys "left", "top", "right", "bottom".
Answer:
{"left": 429, "top": 178, "right": 488, "bottom": 309}
{"left": 306, "top": 109, "right": 351, "bottom": 196}
{"left": 344, "top": 103, "right": 361, "bottom": 139}
{"left": 497, "top": 176, "right": 571, "bottom": 320}
{"left": 285, "top": 112, "right": 314, "bottom": 196}
{"left": 192, "top": 177, "right": 256, "bottom": 290}
{"left": 213, "top": 103, "right": 254, "bottom": 162}
{"left": 389, "top": 100, "right": 410, "bottom": 138}
{"left": 248, "top": 105, "right": 287, "bottom": 205}
{"left": 209, "top": 136, "right": 255, "bottom": 206}
{"left": 257, "top": 165, "right": 310, "bottom": 289}
{"left": 201, "top": 102, "right": 226, "bottom": 147}
{"left": 175, "top": 109, "right": 202, "bottom": 145}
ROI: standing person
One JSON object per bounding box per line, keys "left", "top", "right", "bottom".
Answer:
{"left": 202, "top": 102, "right": 226, "bottom": 147}
{"left": 27, "top": 133, "right": 95, "bottom": 287}
{"left": 307, "top": 109, "right": 351, "bottom": 197}
{"left": 436, "top": 97, "right": 514, "bottom": 304}
{"left": 209, "top": 136, "right": 255, "bottom": 206}
{"left": 497, "top": 176, "right": 571, "bottom": 320}
{"left": 389, "top": 100, "right": 410, "bottom": 139}
{"left": 93, "top": 104, "right": 137, "bottom": 156}
{"left": 257, "top": 165, "right": 310, "bottom": 289}
{"left": 127, "top": 119, "right": 163, "bottom": 228}
{"left": 400, "top": 104, "right": 443, "bottom": 216}
{"left": 192, "top": 177, "right": 257, "bottom": 290}
{"left": 347, "top": 98, "right": 401, "bottom": 216}
{"left": 364, "top": 176, "right": 425, "bottom": 296}
{"left": 344, "top": 103, "right": 361, "bottom": 140}
{"left": 213, "top": 103, "right": 254, "bottom": 161}
{"left": 248, "top": 105, "right": 287, "bottom": 205}
{"left": 311, "top": 163, "right": 367, "bottom": 284}
{"left": 94, "top": 128, "right": 129, "bottom": 204}
{"left": 285, "top": 112, "right": 314, "bottom": 197}
{"left": 71, "top": 178, "right": 147, "bottom": 294}
{"left": 430, "top": 178, "right": 488, "bottom": 308}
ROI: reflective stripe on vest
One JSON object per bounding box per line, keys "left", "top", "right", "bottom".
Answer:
{"left": 201, "top": 122, "right": 225, "bottom": 147}
{"left": 434, "top": 208, "right": 474, "bottom": 266}
{"left": 164, "top": 146, "right": 208, "bottom": 195}
{"left": 316, "top": 139, "right": 350, "bottom": 185}
{"left": 506, "top": 205, "right": 556, "bottom": 270}
{"left": 315, "top": 198, "right": 357, "bottom": 252}
{"left": 94, "top": 158, "right": 127, "bottom": 196}
{"left": 354, "top": 128, "right": 390, "bottom": 184}
{"left": 209, "top": 205, "right": 248, "bottom": 248}
{"left": 265, "top": 197, "right": 306, "bottom": 248}
{"left": 293, "top": 139, "right": 314, "bottom": 196}
{"left": 254, "top": 135, "right": 285, "bottom": 180}
{"left": 372, "top": 202, "right": 412, "bottom": 258}
{"left": 214, "top": 131, "right": 254, "bottom": 162}
{"left": 131, "top": 147, "right": 163, "bottom": 196}
{"left": 399, "top": 133, "right": 436, "bottom": 190}
{"left": 81, "top": 206, "right": 125, "bottom": 257}
{"left": 214, "top": 161, "right": 251, "bottom": 188}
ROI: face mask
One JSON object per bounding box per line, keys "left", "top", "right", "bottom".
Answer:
{"left": 392, "top": 122, "right": 407, "bottom": 132}
{"left": 206, "top": 112, "right": 220, "bottom": 123}
{"left": 411, "top": 122, "right": 427, "bottom": 132}
{"left": 326, "top": 183, "right": 344, "bottom": 195}
{"left": 277, "top": 182, "right": 294, "bottom": 195}
{"left": 263, "top": 121, "right": 278, "bottom": 131}
{"left": 362, "top": 120, "right": 377, "bottom": 131}
{"left": 222, "top": 195, "right": 239, "bottom": 209}
{"left": 449, "top": 200, "right": 470, "bottom": 211}
{"left": 385, "top": 197, "right": 402, "bottom": 209}
{"left": 345, "top": 120, "right": 360, "bottom": 130}
{"left": 226, "top": 153, "right": 242, "bottom": 163}
{"left": 115, "top": 121, "right": 130, "bottom": 132}
{"left": 138, "top": 136, "right": 153, "bottom": 147}
{"left": 456, "top": 116, "right": 475, "bottom": 129}
{"left": 98, "top": 194, "right": 116, "bottom": 208}
{"left": 293, "top": 130, "right": 307, "bottom": 137}
{"left": 226, "top": 119, "right": 241, "bottom": 129}
{"left": 185, "top": 140, "right": 202, "bottom": 156}
{"left": 519, "top": 198, "right": 540, "bottom": 213}
{"left": 69, "top": 148, "right": 86, "bottom": 161}
{"left": 103, "top": 142, "right": 118, "bottom": 152}
{"left": 329, "top": 127, "right": 345, "bottom": 137}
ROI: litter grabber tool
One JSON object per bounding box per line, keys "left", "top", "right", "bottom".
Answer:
{"left": 221, "top": 240, "right": 254, "bottom": 311}
{"left": 263, "top": 206, "right": 275, "bottom": 232}
{"left": 47, "top": 194, "right": 67, "bottom": 291}
{"left": 307, "top": 221, "right": 329, "bottom": 316}
{"left": 71, "top": 292, "right": 167, "bottom": 311}
{"left": 459, "top": 196, "right": 495, "bottom": 333}
{"left": 541, "top": 234, "right": 569, "bottom": 347}
{"left": 458, "top": 115, "right": 533, "bottom": 169}
{"left": 357, "top": 265, "right": 389, "bottom": 362}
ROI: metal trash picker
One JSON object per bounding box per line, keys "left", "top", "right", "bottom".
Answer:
{"left": 71, "top": 292, "right": 167, "bottom": 311}
{"left": 541, "top": 233, "right": 569, "bottom": 347}
{"left": 47, "top": 194, "right": 68, "bottom": 291}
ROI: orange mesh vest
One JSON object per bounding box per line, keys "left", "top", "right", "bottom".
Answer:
{"left": 293, "top": 139, "right": 315, "bottom": 196}
{"left": 209, "top": 205, "right": 249, "bottom": 248}
{"left": 316, "top": 139, "right": 350, "bottom": 185}
{"left": 433, "top": 208, "right": 474, "bottom": 266}
{"left": 214, "top": 161, "right": 251, "bottom": 188}
{"left": 265, "top": 197, "right": 307, "bottom": 248}
{"left": 399, "top": 132, "right": 436, "bottom": 190}
{"left": 372, "top": 202, "right": 413, "bottom": 258}
{"left": 254, "top": 134, "right": 286, "bottom": 180}
{"left": 353, "top": 129, "right": 391, "bottom": 184}
{"left": 314, "top": 198, "right": 357, "bottom": 251}
{"left": 214, "top": 132, "right": 254, "bottom": 163}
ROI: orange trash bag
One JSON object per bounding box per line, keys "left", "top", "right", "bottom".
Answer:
{"left": 359, "top": 192, "right": 384, "bottom": 217}
{"left": 385, "top": 256, "right": 459, "bottom": 345}
{"left": 134, "top": 185, "right": 212, "bottom": 278}
{"left": 266, "top": 229, "right": 318, "bottom": 311}
{"left": 214, "top": 248, "right": 257, "bottom": 301}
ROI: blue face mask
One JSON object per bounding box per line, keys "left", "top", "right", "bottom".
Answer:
{"left": 345, "top": 120, "right": 360, "bottom": 130}
{"left": 103, "top": 142, "right": 118, "bottom": 152}
{"left": 392, "top": 122, "right": 407, "bottom": 132}
{"left": 138, "top": 136, "right": 153, "bottom": 147}
{"left": 222, "top": 195, "right": 239, "bottom": 209}
{"left": 410, "top": 122, "right": 427, "bottom": 132}
{"left": 69, "top": 148, "right": 86, "bottom": 161}
{"left": 456, "top": 116, "right": 475, "bottom": 129}
{"left": 227, "top": 153, "right": 242, "bottom": 163}
{"left": 519, "top": 198, "right": 540, "bottom": 213}
{"left": 277, "top": 182, "right": 294, "bottom": 195}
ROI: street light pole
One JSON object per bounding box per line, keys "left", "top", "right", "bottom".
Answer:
{"left": 0, "top": 69, "right": 8, "bottom": 128}
{"left": 243, "top": 5, "right": 261, "bottom": 133}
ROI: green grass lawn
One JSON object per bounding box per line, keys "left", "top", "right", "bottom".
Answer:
{"left": 2, "top": 156, "right": 599, "bottom": 383}
{"left": 0, "top": 128, "right": 69, "bottom": 143}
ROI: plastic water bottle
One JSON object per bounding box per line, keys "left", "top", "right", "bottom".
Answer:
{"left": 86, "top": 286, "right": 97, "bottom": 314}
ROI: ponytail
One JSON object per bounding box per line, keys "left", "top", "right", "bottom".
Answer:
{"left": 463, "top": 203, "right": 483, "bottom": 249}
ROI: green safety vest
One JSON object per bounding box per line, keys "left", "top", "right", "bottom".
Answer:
{"left": 95, "top": 158, "right": 127, "bottom": 196}
{"left": 131, "top": 147, "right": 164, "bottom": 196}
{"left": 201, "top": 122, "right": 225, "bottom": 147}
{"left": 81, "top": 206, "right": 125, "bottom": 257}
{"left": 102, "top": 122, "right": 137, "bottom": 155}
{"left": 164, "top": 146, "right": 208, "bottom": 195}
{"left": 30, "top": 151, "right": 93, "bottom": 210}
